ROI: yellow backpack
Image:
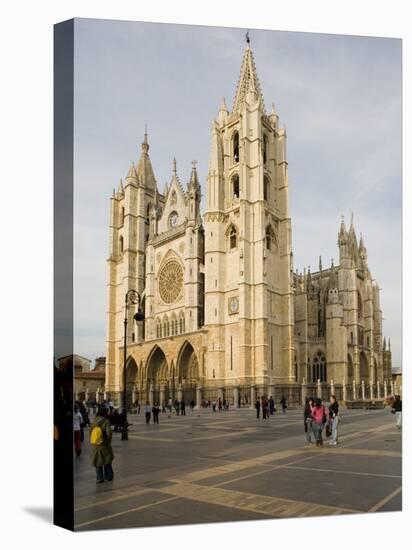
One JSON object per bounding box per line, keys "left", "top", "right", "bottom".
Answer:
{"left": 90, "top": 425, "right": 103, "bottom": 445}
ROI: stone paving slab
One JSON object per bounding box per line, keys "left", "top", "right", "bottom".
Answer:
{"left": 74, "top": 408, "right": 402, "bottom": 530}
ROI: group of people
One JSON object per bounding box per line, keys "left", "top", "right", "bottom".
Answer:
{"left": 255, "top": 395, "right": 288, "bottom": 418}
{"left": 303, "top": 395, "right": 340, "bottom": 447}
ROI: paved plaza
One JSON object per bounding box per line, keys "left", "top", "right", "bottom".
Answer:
{"left": 74, "top": 407, "right": 402, "bottom": 531}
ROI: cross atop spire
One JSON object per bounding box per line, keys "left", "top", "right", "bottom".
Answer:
{"left": 232, "top": 39, "right": 265, "bottom": 113}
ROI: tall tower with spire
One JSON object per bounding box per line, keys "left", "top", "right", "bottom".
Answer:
{"left": 204, "top": 38, "right": 294, "bottom": 391}
{"left": 105, "top": 132, "right": 162, "bottom": 395}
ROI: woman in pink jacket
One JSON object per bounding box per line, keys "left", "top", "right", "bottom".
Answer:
{"left": 311, "top": 397, "right": 327, "bottom": 447}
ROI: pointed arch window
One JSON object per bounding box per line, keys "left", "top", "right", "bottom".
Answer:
{"left": 232, "top": 174, "right": 240, "bottom": 199}
{"left": 146, "top": 204, "right": 152, "bottom": 225}
{"left": 233, "top": 131, "right": 239, "bottom": 163}
{"left": 264, "top": 176, "right": 269, "bottom": 201}
{"left": 119, "top": 235, "right": 124, "bottom": 253}
{"left": 120, "top": 207, "right": 125, "bottom": 226}
{"left": 229, "top": 226, "right": 238, "bottom": 250}
{"left": 312, "top": 351, "right": 327, "bottom": 383}
{"left": 263, "top": 134, "right": 268, "bottom": 164}
{"left": 265, "top": 226, "right": 272, "bottom": 250}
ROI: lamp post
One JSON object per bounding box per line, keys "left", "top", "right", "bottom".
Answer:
{"left": 122, "top": 289, "right": 144, "bottom": 441}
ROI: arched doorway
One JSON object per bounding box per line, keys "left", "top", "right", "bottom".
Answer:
{"left": 177, "top": 341, "right": 199, "bottom": 404}
{"left": 125, "top": 356, "right": 138, "bottom": 408}
{"left": 146, "top": 346, "right": 169, "bottom": 405}
{"left": 359, "top": 351, "right": 369, "bottom": 382}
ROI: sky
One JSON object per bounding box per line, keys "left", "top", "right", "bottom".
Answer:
{"left": 73, "top": 18, "right": 402, "bottom": 369}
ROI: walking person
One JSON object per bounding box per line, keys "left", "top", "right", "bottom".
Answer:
{"left": 328, "top": 395, "right": 340, "bottom": 445}
{"left": 144, "top": 403, "right": 151, "bottom": 424}
{"left": 152, "top": 403, "right": 160, "bottom": 424}
{"left": 280, "top": 395, "right": 287, "bottom": 413}
{"left": 269, "top": 396, "right": 275, "bottom": 415}
{"left": 255, "top": 396, "right": 261, "bottom": 419}
{"left": 212, "top": 399, "right": 216, "bottom": 412}
{"left": 262, "top": 396, "right": 267, "bottom": 419}
{"left": 391, "top": 395, "right": 402, "bottom": 429}
{"left": 218, "top": 397, "right": 223, "bottom": 412}
{"left": 73, "top": 405, "right": 83, "bottom": 457}
{"left": 303, "top": 397, "right": 314, "bottom": 445}
{"left": 311, "top": 398, "right": 327, "bottom": 447}
{"left": 180, "top": 399, "right": 186, "bottom": 416}
{"left": 90, "top": 406, "right": 114, "bottom": 484}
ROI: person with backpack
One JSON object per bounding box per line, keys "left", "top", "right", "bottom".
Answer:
{"left": 311, "top": 398, "right": 327, "bottom": 447}
{"left": 90, "top": 406, "right": 114, "bottom": 484}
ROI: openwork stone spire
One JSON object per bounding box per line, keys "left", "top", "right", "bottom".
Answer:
{"left": 232, "top": 40, "right": 265, "bottom": 113}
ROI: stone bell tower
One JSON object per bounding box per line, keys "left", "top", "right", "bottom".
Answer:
{"left": 203, "top": 37, "right": 295, "bottom": 392}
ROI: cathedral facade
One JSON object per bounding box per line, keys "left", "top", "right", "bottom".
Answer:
{"left": 105, "top": 42, "right": 392, "bottom": 407}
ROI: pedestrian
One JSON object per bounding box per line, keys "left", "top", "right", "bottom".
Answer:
{"left": 73, "top": 405, "right": 83, "bottom": 457}
{"left": 255, "top": 396, "right": 261, "bottom": 419}
{"left": 269, "top": 396, "right": 275, "bottom": 415}
{"left": 328, "top": 395, "right": 340, "bottom": 445}
{"left": 391, "top": 395, "right": 402, "bottom": 429}
{"left": 311, "top": 397, "right": 327, "bottom": 447}
{"left": 168, "top": 397, "right": 173, "bottom": 414}
{"left": 90, "top": 406, "right": 114, "bottom": 484}
{"left": 303, "top": 397, "right": 314, "bottom": 445}
{"left": 174, "top": 399, "right": 180, "bottom": 415}
{"left": 180, "top": 399, "right": 186, "bottom": 416}
{"left": 218, "top": 397, "right": 223, "bottom": 412}
{"left": 280, "top": 395, "right": 287, "bottom": 413}
{"left": 144, "top": 403, "right": 151, "bottom": 424}
{"left": 212, "top": 399, "right": 216, "bottom": 412}
{"left": 262, "top": 396, "right": 267, "bottom": 419}
{"left": 190, "top": 399, "right": 195, "bottom": 410}
{"left": 152, "top": 404, "right": 160, "bottom": 424}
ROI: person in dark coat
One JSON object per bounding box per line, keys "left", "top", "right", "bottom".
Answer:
{"left": 328, "top": 395, "right": 340, "bottom": 445}
{"left": 255, "top": 397, "right": 261, "bottom": 419}
{"left": 280, "top": 396, "right": 287, "bottom": 413}
{"left": 90, "top": 407, "right": 114, "bottom": 484}
{"left": 269, "top": 396, "right": 275, "bottom": 415}
{"left": 180, "top": 399, "right": 186, "bottom": 416}
{"left": 152, "top": 404, "right": 160, "bottom": 424}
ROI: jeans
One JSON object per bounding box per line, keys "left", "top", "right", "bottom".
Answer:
{"left": 331, "top": 416, "right": 339, "bottom": 443}
{"left": 396, "top": 411, "right": 402, "bottom": 429}
{"left": 96, "top": 463, "right": 113, "bottom": 482}
{"left": 312, "top": 422, "right": 323, "bottom": 442}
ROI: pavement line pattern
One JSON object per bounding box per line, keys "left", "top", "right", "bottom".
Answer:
{"left": 318, "top": 448, "right": 401, "bottom": 458}
{"left": 169, "top": 449, "right": 307, "bottom": 483}
{"left": 284, "top": 465, "right": 402, "bottom": 479}
{"left": 75, "top": 487, "right": 152, "bottom": 512}
{"left": 75, "top": 495, "right": 178, "bottom": 529}
{"left": 157, "top": 481, "right": 358, "bottom": 517}
{"left": 367, "top": 486, "right": 402, "bottom": 513}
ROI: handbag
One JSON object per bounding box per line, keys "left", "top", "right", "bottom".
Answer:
{"left": 325, "top": 423, "right": 332, "bottom": 437}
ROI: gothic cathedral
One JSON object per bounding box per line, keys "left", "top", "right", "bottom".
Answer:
{"left": 105, "top": 41, "right": 392, "bottom": 407}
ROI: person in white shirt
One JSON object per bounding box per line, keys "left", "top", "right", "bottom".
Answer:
{"left": 73, "top": 406, "right": 83, "bottom": 456}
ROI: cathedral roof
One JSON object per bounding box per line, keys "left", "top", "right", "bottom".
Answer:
{"left": 232, "top": 41, "right": 265, "bottom": 113}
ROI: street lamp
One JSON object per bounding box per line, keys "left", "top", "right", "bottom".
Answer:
{"left": 122, "top": 289, "right": 144, "bottom": 441}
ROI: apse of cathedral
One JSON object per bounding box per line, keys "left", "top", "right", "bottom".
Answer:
{"left": 105, "top": 39, "right": 392, "bottom": 406}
